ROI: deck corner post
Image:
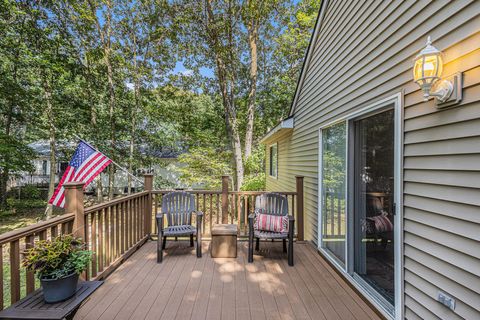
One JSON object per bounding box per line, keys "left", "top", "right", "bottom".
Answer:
{"left": 64, "top": 181, "right": 86, "bottom": 240}
{"left": 221, "top": 175, "right": 230, "bottom": 224}
{"left": 144, "top": 173, "right": 154, "bottom": 237}
{"left": 295, "top": 176, "right": 304, "bottom": 241}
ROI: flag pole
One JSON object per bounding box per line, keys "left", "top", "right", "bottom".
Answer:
{"left": 72, "top": 133, "right": 145, "bottom": 185}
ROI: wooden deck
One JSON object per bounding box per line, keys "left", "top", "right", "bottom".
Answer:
{"left": 75, "top": 241, "right": 381, "bottom": 320}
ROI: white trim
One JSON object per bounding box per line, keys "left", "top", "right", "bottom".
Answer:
{"left": 260, "top": 117, "right": 294, "bottom": 143}
{"left": 394, "top": 92, "right": 405, "bottom": 320}
{"left": 317, "top": 93, "right": 403, "bottom": 320}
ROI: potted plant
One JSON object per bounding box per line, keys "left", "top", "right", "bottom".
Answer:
{"left": 23, "top": 235, "right": 92, "bottom": 303}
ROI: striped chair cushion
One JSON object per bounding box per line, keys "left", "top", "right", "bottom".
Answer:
{"left": 254, "top": 213, "right": 288, "bottom": 233}
{"left": 367, "top": 214, "right": 393, "bottom": 233}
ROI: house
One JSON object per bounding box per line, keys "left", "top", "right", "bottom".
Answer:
{"left": 7, "top": 141, "right": 70, "bottom": 189}
{"left": 8, "top": 141, "right": 184, "bottom": 193}
{"left": 261, "top": 1, "right": 480, "bottom": 319}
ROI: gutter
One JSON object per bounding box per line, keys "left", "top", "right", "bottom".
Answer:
{"left": 260, "top": 117, "right": 294, "bottom": 144}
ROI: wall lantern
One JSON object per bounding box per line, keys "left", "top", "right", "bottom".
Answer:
{"left": 413, "top": 36, "right": 462, "bottom": 108}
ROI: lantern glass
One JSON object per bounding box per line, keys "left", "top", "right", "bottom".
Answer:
{"left": 413, "top": 53, "right": 442, "bottom": 85}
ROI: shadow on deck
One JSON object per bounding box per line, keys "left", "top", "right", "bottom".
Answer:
{"left": 75, "top": 241, "right": 381, "bottom": 320}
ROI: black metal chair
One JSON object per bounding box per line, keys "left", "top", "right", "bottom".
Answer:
{"left": 156, "top": 191, "right": 203, "bottom": 263}
{"left": 248, "top": 193, "right": 295, "bottom": 266}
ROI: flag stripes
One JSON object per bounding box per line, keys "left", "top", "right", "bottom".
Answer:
{"left": 48, "top": 141, "right": 112, "bottom": 208}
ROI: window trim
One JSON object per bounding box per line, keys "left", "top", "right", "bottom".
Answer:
{"left": 269, "top": 143, "right": 278, "bottom": 179}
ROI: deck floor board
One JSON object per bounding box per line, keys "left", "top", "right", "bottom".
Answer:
{"left": 76, "top": 241, "right": 382, "bottom": 320}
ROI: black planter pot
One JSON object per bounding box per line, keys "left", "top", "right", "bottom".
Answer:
{"left": 40, "top": 272, "right": 79, "bottom": 303}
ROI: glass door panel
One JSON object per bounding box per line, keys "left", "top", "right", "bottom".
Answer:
{"left": 321, "top": 122, "right": 347, "bottom": 265}
{"left": 353, "top": 108, "right": 395, "bottom": 304}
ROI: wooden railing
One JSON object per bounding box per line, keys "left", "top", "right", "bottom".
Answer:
{"left": 0, "top": 214, "right": 75, "bottom": 310}
{"left": 0, "top": 174, "right": 303, "bottom": 311}
{"left": 151, "top": 177, "right": 303, "bottom": 237}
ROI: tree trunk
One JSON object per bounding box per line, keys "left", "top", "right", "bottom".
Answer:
{"left": 107, "top": 56, "right": 115, "bottom": 200}
{"left": 0, "top": 110, "right": 13, "bottom": 209}
{"left": 43, "top": 77, "right": 55, "bottom": 219}
{"left": 96, "top": 178, "right": 103, "bottom": 203}
{"left": 128, "top": 39, "right": 140, "bottom": 195}
{"left": 0, "top": 62, "right": 17, "bottom": 209}
{"left": 244, "top": 22, "right": 258, "bottom": 159}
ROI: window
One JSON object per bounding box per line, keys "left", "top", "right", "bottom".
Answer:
{"left": 42, "top": 160, "right": 48, "bottom": 176}
{"left": 320, "top": 122, "right": 347, "bottom": 265}
{"left": 269, "top": 143, "right": 278, "bottom": 178}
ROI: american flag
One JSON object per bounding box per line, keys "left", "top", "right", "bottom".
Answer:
{"left": 49, "top": 141, "right": 112, "bottom": 208}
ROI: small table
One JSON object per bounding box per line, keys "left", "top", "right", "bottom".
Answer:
{"left": 211, "top": 224, "right": 238, "bottom": 258}
{"left": 0, "top": 281, "right": 103, "bottom": 320}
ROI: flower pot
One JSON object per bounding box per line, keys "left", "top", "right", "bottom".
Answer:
{"left": 40, "top": 272, "right": 79, "bottom": 303}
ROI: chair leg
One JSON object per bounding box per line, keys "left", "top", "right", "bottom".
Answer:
{"left": 190, "top": 234, "right": 194, "bottom": 247}
{"left": 248, "top": 233, "right": 253, "bottom": 263}
{"left": 288, "top": 219, "right": 295, "bottom": 266}
{"left": 162, "top": 236, "right": 167, "bottom": 250}
{"left": 255, "top": 237, "right": 260, "bottom": 251}
{"left": 283, "top": 239, "right": 287, "bottom": 253}
{"left": 157, "top": 234, "right": 163, "bottom": 263}
{"left": 248, "top": 215, "right": 254, "bottom": 263}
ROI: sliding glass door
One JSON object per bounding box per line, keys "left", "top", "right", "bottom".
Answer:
{"left": 353, "top": 109, "right": 395, "bottom": 305}
{"left": 320, "top": 122, "right": 347, "bottom": 266}
{"left": 319, "top": 100, "right": 399, "bottom": 315}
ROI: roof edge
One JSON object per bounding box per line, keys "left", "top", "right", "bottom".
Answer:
{"left": 288, "top": 0, "right": 329, "bottom": 117}
{"left": 260, "top": 117, "right": 294, "bottom": 144}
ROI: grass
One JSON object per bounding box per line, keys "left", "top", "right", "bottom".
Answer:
{"left": 2, "top": 260, "right": 40, "bottom": 309}
{"left": 1, "top": 199, "right": 51, "bottom": 309}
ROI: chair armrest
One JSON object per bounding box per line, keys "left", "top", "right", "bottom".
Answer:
{"left": 248, "top": 213, "right": 255, "bottom": 219}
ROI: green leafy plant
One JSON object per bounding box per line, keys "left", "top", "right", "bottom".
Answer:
{"left": 22, "top": 235, "right": 92, "bottom": 280}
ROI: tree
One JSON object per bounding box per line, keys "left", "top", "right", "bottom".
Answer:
{"left": 241, "top": 0, "right": 282, "bottom": 159}
{"left": 0, "top": 0, "right": 37, "bottom": 209}
{"left": 115, "top": 0, "right": 175, "bottom": 193}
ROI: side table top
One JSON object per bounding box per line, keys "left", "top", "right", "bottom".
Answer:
{"left": 211, "top": 223, "right": 238, "bottom": 235}
{"left": 0, "top": 281, "right": 103, "bottom": 320}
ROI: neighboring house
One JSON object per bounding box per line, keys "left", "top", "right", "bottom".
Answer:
{"left": 8, "top": 141, "right": 184, "bottom": 192}
{"left": 262, "top": 2, "right": 479, "bottom": 320}
{"left": 8, "top": 141, "right": 69, "bottom": 189}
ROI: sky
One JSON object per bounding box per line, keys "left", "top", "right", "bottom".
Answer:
{"left": 172, "top": 61, "right": 214, "bottom": 78}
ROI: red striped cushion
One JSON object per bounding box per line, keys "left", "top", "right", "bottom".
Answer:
{"left": 367, "top": 214, "right": 393, "bottom": 233}
{"left": 254, "top": 213, "right": 288, "bottom": 233}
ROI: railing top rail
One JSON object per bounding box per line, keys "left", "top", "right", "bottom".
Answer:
{"left": 229, "top": 191, "right": 297, "bottom": 195}
{"left": 0, "top": 213, "right": 74, "bottom": 245}
{"left": 152, "top": 190, "right": 296, "bottom": 196}
{"left": 152, "top": 190, "right": 222, "bottom": 195}
{"left": 84, "top": 190, "right": 150, "bottom": 214}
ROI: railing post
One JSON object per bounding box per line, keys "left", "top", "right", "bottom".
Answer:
{"left": 295, "top": 176, "right": 304, "bottom": 241}
{"left": 64, "top": 182, "right": 85, "bottom": 239}
{"left": 144, "top": 174, "right": 154, "bottom": 237}
{"left": 221, "top": 175, "right": 230, "bottom": 224}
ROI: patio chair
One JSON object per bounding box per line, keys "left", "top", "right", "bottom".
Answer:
{"left": 156, "top": 191, "right": 203, "bottom": 263}
{"left": 248, "top": 193, "right": 295, "bottom": 266}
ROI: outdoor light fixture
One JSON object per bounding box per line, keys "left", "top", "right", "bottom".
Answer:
{"left": 413, "top": 36, "right": 462, "bottom": 107}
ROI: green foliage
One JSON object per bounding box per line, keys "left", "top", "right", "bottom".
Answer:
{"left": 7, "top": 198, "right": 46, "bottom": 209}
{"left": 242, "top": 146, "right": 266, "bottom": 191}
{"left": 22, "top": 235, "right": 92, "bottom": 280}
{"left": 17, "top": 185, "right": 42, "bottom": 200}
{"left": 177, "top": 147, "right": 232, "bottom": 190}
{"left": 241, "top": 173, "right": 266, "bottom": 191}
